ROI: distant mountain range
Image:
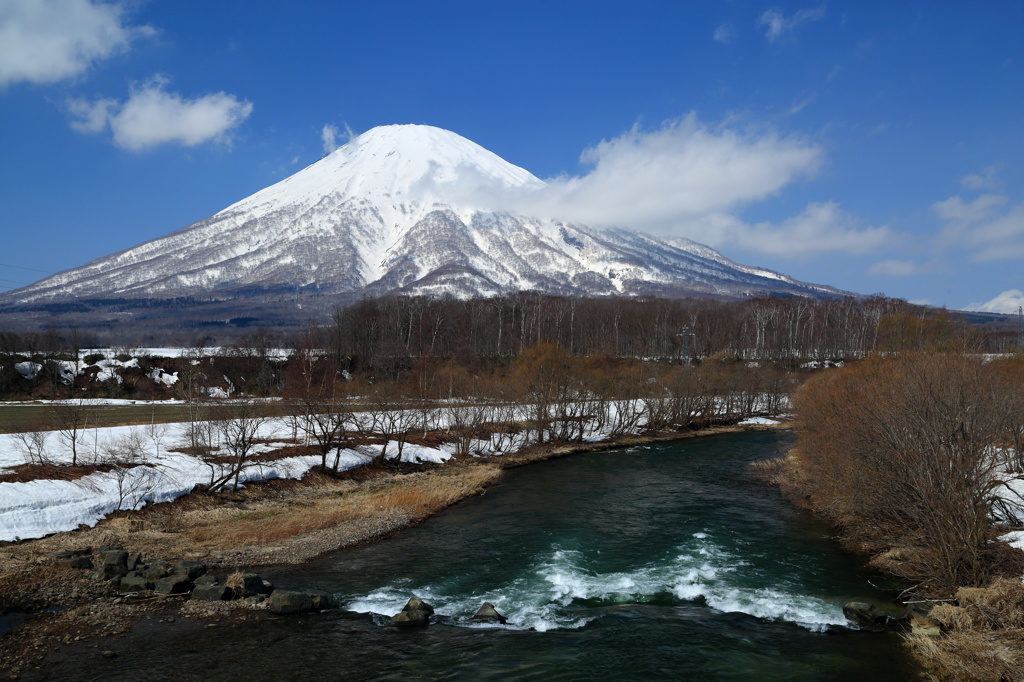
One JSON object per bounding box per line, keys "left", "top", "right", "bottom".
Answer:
{"left": 0, "top": 124, "right": 844, "bottom": 336}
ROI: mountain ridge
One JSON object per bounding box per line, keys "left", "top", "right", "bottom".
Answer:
{"left": 1, "top": 124, "right": 844, "bottom": 324}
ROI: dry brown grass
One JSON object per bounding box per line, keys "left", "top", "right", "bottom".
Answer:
{"left": 907, "top": 578, "right": 1024, "bottom": 681}
{"left": 748, "top": 456, "right": 787, "bottom": 485}
{"left": 225, "top": 570, "right": 246, "bottom": 591}
{"left": 189, "top": 465, "right": 501, "bottom": 547}
{"left": 929, "top": 603, "right": 974, "bottom": 632}
{"left": 907, "top": 629, "right": 1024, "bottom": 681}
{"left": 0, "top": 463, "right": 503, "bottom": 571}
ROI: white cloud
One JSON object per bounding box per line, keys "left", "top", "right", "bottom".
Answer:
{"left": 68, "top": 76, "right": 253, "bottom": 150}
{"left": 713, "top": 23, "right": 736, "bottom": 44}
{"left": 959, "top": 166, "right": 1004, "bottom": 192}
{"left": 758, "top": 5, "right": 826, "bottom": 42}
{"left": 67, "top": 95, "right": 116, "bottom": 132}
{"left": 932, "top": 192, "right": 1024, "bottom": 262}
{"left": 0, "top": 0, "right": 152, "bottom": 87}
{"left": 868, "top": 259, "right": 920, "bottom": 277}
{"left": 321, "top": 121, "right": 356, "bottom": 155}
{"left": 516, "top": 114, "right": 824, "bottom": 228}
{"left": 932, "top": 193, "right": 1007, "bottom": 225}
{"left": 321, "top": 124, "right": 339, "bottom": 155}
{"left": 436, "top": 114, "right": 884, "bottom": 259}
{"left": 717, "top": 201, "right": 890, "bottom": 258}
{"left": 967, "top": 289, "right": 1024, "bottom": 314}
{"left": 789, "top": 94, "right": 815, "bottom": 115}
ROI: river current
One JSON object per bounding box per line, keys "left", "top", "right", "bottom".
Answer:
{"left": 41, "top": 431, "right": 916, "bottom": 680}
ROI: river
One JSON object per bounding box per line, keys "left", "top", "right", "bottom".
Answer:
{"left": 37, "top": 431, "right": 916, "bottom": 680}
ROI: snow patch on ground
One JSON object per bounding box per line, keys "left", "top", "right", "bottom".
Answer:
{"left": 738, "top": 417, "right": 780, "bottom": 426}
{"left": 15, "top": 362, "right": 42, "bottom": 380}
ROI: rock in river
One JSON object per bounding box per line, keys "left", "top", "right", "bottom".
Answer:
{"left": 471, "top": 602, "right": 508, "bottom": 625}
{"left": 391, "top": 597, "right": 434, "bottom": 627}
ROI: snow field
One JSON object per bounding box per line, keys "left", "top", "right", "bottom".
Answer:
{"left": 0, "top": 412, "right": 454, "bottom": 543}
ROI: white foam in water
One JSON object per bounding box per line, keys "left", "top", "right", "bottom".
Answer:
{"left": 668, "top": 535, "right": 847, "bottom": 632}
{"left": 344, "top": 584, "right": 426, "bottom": 618}
{"left": 344, "top": 535, "right": 849, "bottom": 633}
{"left": 699, "top": 587, "right": 845, "bottom": 633}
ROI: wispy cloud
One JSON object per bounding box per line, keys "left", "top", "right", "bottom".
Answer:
{"left": 713, "top": 22, "right": 736, "bottom": 45}
{"left": 321, "top": 122, "right": 356, "bottom": 155}
{"left": 434, "top": 114, "right": 886, "bottom": 259}
{"left": 868, "top": 259, "right": 925, "bottom": 277}
{"left": 789, "top": 94, "right": 815, "bottom": 115}
{"left": 0, "top": 0, "right": 153, "bottom": 87}
{"left": 959, "top": 166, "right": 1004, "bottom": 192}
{"left": 758, "top": 5, "right": 826, "bottom": 43}
{"left": 932, "top": 189, "right": 1024, "bottom": 262}
{"left": 68, "top": 75, "right": 252, "bottom": 151}
{"left": 321, "top": 124, "right": 339, "bottom": 155}
{"left": 719, "top": 201, "right": 890, "bottom": 258}
{"left": 932, "top": 193, "right": 1007, "bottom": 226}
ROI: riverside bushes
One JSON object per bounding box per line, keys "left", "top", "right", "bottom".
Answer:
{"left": 786, "top": 352, "right": 1024, "bottom": 594}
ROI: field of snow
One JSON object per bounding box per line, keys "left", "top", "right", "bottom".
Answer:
{"left": 0, "top": 398, "right": 660, "bottom": 542}
{"left": 0, "top": 414, "right": 456, "bottom": 543}
{"left": 5, "top": 396, "right": 1019, "bottom": 557}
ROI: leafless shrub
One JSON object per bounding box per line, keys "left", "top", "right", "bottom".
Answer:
{"left": 12, "top": 428, "right": 51, "bottom": 465}
{"left": 789, "top": 352, "right": 1024, "bottom": 593}
{"left": 101, "top": 429, "right": 158, "bottom": 511}
{"left": 146, "top": 419, "right": 169, "bottom": 459}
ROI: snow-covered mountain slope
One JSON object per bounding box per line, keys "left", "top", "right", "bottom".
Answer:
{"left": 2, "top": 124, "right": 841, "bottom": 306}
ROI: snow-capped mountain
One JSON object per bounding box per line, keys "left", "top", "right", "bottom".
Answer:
{"left": 2, "top": 124, "right": 840, "bottom": 308}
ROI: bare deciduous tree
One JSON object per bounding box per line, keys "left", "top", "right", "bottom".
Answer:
{"left": 790, "top": 352, "right": 1024, "bottom": 593}
{"left": 49, "top": 397, "right": 91, "bottom": 466}
{"left": 102, "top": 429, "right": 157, "bottom": 511}
{"left": 13, "top": 424, "right": 51, "bottom": 465}
{"left": 208, "top": 400, "right": 272, "bottom": 492}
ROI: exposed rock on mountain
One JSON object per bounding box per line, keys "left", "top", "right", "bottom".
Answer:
{"left": 0, "top": 124, "right": 842, "bottom": 333}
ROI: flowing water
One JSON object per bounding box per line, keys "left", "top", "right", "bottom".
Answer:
{"left": 38, "top": 431, "right": 916, "bottom": 680}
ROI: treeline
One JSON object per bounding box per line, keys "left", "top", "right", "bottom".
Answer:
{"left": 0, "top": 293, "right": 1010, "bottom": 400}
{"left": 276, "top": 341, "right": 792, "bottom": 472}
{"left": 320, "top": 293, "right": 996, "bottom": 379}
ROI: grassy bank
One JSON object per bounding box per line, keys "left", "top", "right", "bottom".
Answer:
{"left": 905, "top": 578, "right": 1024, "bottom": 681}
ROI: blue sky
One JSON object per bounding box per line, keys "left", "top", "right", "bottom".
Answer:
{"left": 1, "top": 0, "right": 1022, "bottom": 312}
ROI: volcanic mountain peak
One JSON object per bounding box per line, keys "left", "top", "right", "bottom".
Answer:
{"left": 218, "top": 124, "right": 543, "bottom": 218}
{"left": 1, "top": 124, "right": 844, "bottom": 327}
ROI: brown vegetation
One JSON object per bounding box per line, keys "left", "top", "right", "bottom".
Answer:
{"left": 0, "top": 462, "right": 503, "bottom": 575}
{"left": 5, "top": 292, "right": 1015, "bottom": 403}
{"left": 0, "top": 462, "right": 114, "bottom": 484}
{"left": 786, "top": 352, "right": 1024, "bottom": 593}
{"left": 184, "top": 464, "right": 501, "bottom": 551}
{"left": 907, "top": 578, "right": 1024, "bottom": 682}
{"left": 780, "top": 350, "right": 1024, "bottom": 681}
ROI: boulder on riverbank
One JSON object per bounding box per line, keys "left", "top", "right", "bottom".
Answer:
{"left": 227, "top": 572, "right": 273, "bottom": 597}
{"left": 842, "top": 601, "right": 889, "bottom": 630}
{"left": 391, "top": 597, "right": 434, "bottom": 627}
{"left": 268, "top": 590, "right": 335, "bottom": 615}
